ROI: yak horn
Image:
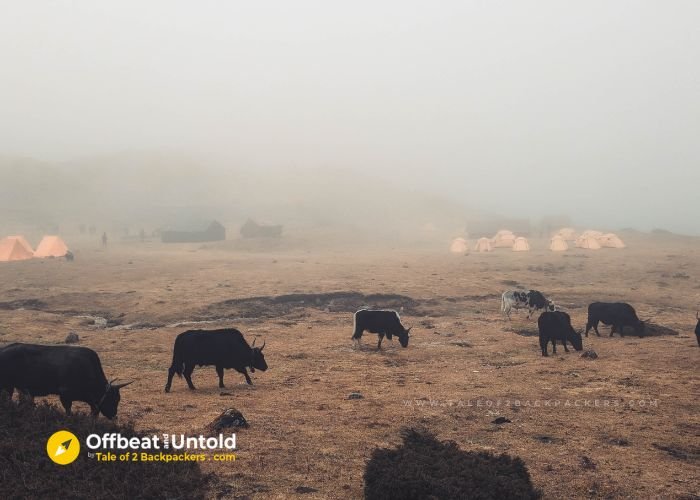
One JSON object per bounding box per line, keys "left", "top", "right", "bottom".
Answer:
{"left": 261, "top": 340, "right": 266, "bottom": 350}
{"left": 252, "top": 337, "right": 256, "bottom": 347}
{"left": 113, "top": 381, "right": 134, "bottom": 389}
{"left": 696, "top": 311, "right": 699, "bottom": 320}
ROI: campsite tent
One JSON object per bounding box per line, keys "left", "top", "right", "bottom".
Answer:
{"left": 550, "top": 236, "right": 569, "bottom": 252}
{"left": 474, "top": 237, "right": 493, "bottom": 252}
{"left": 34, "top": 236, "right": 69, "bottom": 258}
{"left": 0, "top": 237, "right": 34, "bottom": 262}
{"left": 598, "top": 233, "right": 626, "bottom": 248}
{"left": 492, "top": 230, "right": 516, "bottom": 248}
{"left": 556, "top": 228, "right": 577, "bottom": 241}
{"left": 449, "top": 237, "right": 469, "bottom": 254}
{"left": 575, "top": 235, "right": 601, "bottom": 250}
{"left": 580, "top": 230, "right": 603, "bottom": 240}
{"left": 512, "top": 237, "right": 530, "bottom": 252}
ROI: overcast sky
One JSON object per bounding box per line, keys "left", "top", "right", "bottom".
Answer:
{"left": 1, "top": 1, "right": 698, "bottom": 232}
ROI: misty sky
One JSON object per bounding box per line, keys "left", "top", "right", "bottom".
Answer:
{"left": 1, "top": 1, "right": 698, "bottom": 233}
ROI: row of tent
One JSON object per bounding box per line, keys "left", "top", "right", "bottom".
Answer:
{"left": 552, "top": 228, "right": 626, "bottom": 251}
{"left": 0, "top": 235, "right": 70, "bottom": 262}
{"left": 450, "top": 228, "right": 626, "bottom": 254}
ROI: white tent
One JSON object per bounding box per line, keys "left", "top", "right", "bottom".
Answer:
{"left": 555, "top": 228, "right": 577, "bottom": 241}
{"left": 492, "top": 230, "right": 516, "bottom": 248}
{"left": 550, "top": 236, "right": 568, "bottom": 252}
{"left": 449, "top": 237, "right": 469, "bottom": 254}
{"left": 575, "top": 235, "right": 601, "bottom": 250}
{"left": 474, "top": 237, "right": 493, "bottom": 252}
{"left": 598, "top": 233, "right": 626, "bottom": 248}
{"left": 512, "top": 237, "right": 530, "bottom": 252}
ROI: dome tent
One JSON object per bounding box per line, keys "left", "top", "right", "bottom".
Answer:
{"left": 492, "top": 230, "right": 516, "bottom": 248}
{"left": 512, "top": 237, "right": 530, "bottom": 251}
{"left": 575, "top": 235, "right": 601, "bottom": 250}
{"left": 550, "top": 236, "right": 568, "bottom": 252}
{"left": 449, "top": 237, "right": 469, "bottom": 254}
{"left": 474, "top": 237, "right": 493, "bottom": 252}
{"left": 555, "top": 228, "right": 577, "bottom": 241}
{"left": 598, "top": 233, "right": 625, "bottom": 248}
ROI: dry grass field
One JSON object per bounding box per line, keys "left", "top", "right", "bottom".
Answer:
{"left": 0, "top": 233, "right": 698, "bottom": 499}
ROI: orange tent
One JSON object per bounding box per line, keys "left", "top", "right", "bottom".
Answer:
{"left": 34, "top": 236, "right": 69, "bottom": 258}
{"left": 550, "top": 236, "right": 568, "bottom": 252}
{"left": 7, "top": 235, "right": 33, "bottom": 253}
{"left": 474, "top": 237, "right": 493, "bottom": 252}
{"left": 0, "top": 237, "right": 34, "bottom": 262}
{"left": 512, "top": 237, "right": 530, "bottom": 251}
{"left": 449, "top": 237, "right": 469, "bottom": 254}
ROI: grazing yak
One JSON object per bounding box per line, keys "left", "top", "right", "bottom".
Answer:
{"left": 585, "top": 302, "right": 645, "bottom": 338}
{"left": 501, "top": 290, "right": 556, "bottom": 320}
{"left": 695, "top": 312, "right": 700, "bottom": 346}
{"left": 538, "top": 311, "right": 583, "bottom": 356}
{"left": 352, "top": 309, "right": 411, "bottom": 349}
{"left": 0, "top": 343, "right": 132, "bottom": 418}
{"left": 165, "top": 328, "right": 267, "bottom": 392}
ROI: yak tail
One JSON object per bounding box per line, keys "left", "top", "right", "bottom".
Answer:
{"left": 500, "top": 293, "right": 506, "bottom": 313}
{"left": 169, "top": 350, "right": 184, "bottom": 378}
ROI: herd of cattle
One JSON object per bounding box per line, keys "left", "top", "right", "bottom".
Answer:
{"left": 0, "top": 291, "right": 698, "bottom": 419}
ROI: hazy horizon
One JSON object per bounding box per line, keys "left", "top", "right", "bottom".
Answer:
{"left": 1, "top": 2, "right": 698, "bottom": 234}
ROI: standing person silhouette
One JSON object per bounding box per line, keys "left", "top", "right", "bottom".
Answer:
{"left": 102, "top": 232, "right": 108, "bottom": 247}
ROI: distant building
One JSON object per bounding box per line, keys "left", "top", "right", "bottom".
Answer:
{"left": 161, "top": 220, "right": 226, "bottom": 243}
{"left": 240, "top": 219, "right": 283, "bottom": 238}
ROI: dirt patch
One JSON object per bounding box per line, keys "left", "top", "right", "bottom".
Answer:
{"left": 204, "top": 291, "right": 422, "bottom": 319}
{"left": 0, "top": 299, "right": 47, "bottom": 310}
{"left": 652, "top": 443, "right": 700, "bottom": 462}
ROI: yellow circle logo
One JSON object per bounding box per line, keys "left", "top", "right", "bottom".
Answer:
{"left": 47, "top": 430, "right": 80, "bottom": 465}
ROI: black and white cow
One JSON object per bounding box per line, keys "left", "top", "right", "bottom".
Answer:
{"left": 351, "top": 309, "right": 411, "bottom": 349}
{"left": 501, "top": 290, "right": 556, "bottom": 320}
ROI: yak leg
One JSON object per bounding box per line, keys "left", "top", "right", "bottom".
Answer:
{"left": 183, "top": 364, "right": 196, "bottom": 390}
{"left": 593, "top": 322, "right": 601, "bottom": 336}
{"left": 235, "top": 367, "right": 253, "bottom": 385}
{"left": 609, "top": 325, "right": 616, "bottom": 337}
{"left": 216, "top": 365, "right": 225, "bottom": 388}
{"left": 551, "top": 339, "right": 557, "bottom": 354}
{"left": 377, "top": 333, "right": 385, "bottom": 350}
{"left": 619, "top": 325, "right": 625, "bottom": 337}
{"left": 562, "top": 339, "right": 569, "bottom": 352}
{"left": 89, "top": 403, "right": 99, "bottom": 417}
{"left": 540, "top": 338, "right": 548, "bottom": 356}
{"left": 59, "top": 395, "right": 73, "bottom": 416}
{"left": 351, "top": 327, "right": 363, "bottom": 349}
{"left": 165, "top": 367, "right": 178, "bottom": 393}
